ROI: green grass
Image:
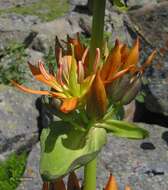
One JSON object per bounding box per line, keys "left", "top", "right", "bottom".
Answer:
{"left": 0, "top": 152, "right": 28, "bottom": 190}
{"left": 0, "top": 0, "right": 69, "bottom": 21}
{"left": 0, "top": 43, "right": 28, "bottom": 85}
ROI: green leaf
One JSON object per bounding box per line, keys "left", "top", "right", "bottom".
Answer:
{"left": 40, "top": 122, "right": 107, "bottom": 181}
{"left": 136, "top": 91, "right": 146, "bottom": 103}
{"left": 96, "top": 120, "right": 149, "bottom": 139}
{"left": 112, "top": 0, "right": 128, "bottom": 11}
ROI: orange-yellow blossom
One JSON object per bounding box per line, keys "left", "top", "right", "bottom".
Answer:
{"left": 12, "top": 35, "right": 156, "bottom": 115}
{"left": 89, "top": 38, "right": 156, "bottom": 114}
{"left": 101, "top": 38, "right": 156, "bottom": 84}
{"left": 42, "top": 173, "right": 133, "bottom": 190}
{"left": 12, "top": 45, "right": 95, "bottom": 113}
{"left": 105, "top": 174, "right": 132, "bottom": 190}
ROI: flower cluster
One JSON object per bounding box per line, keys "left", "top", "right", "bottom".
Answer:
{"left": 42, "top": 172, "right": 132, "bottom": 190}
{"left": 12, "top": 34, "right": 156, "bottom": 118}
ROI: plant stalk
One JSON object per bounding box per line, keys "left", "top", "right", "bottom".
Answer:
{"left": 83, "top": 158, "right": 97, "bottom": 190}
{"left": 88, "top": 0, "right": 106, "bottom": 73}
{"left": 84, "top": 0, "right": 106, "bottom": 190}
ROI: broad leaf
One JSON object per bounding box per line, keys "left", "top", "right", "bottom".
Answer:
{"left": 96, "top": 120, "right": 148, "bottom": 139}
{"left": 40, "top": 122, "right": 107, "bottom": 181}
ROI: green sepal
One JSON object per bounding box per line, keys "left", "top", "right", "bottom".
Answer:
{"left": 40, "top": 122, "right": 107, "bottom": 181}
{"left": 96, "top": 119, "right": 148, "bottom": 139}
{"left": 69, "top": 45, "right": 80, "bottom": 96}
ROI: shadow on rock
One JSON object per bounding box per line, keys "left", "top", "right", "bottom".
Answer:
{"left": 161, "top": 131, "right": 168, "bottom": 146}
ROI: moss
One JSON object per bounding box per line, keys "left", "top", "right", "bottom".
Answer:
{"left": 4, "top": 104, "right": 14, "bottom": 114}
{"left": 7, "top": 124, "right": 17, "bottom": 129}
{"left": 0, "top": 0, "right": 69, "bottom": 21}
{"left": 0, "top": 43, "right": 28, "bottom": 85}
{"left": 0, "top": 152, "right": 28, "bottom": 190}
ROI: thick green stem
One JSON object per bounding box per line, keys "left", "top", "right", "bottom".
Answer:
{"left": 88, "top": 0, "right": 106, "bottom": 73}
{"left": 83, "top": 158, "right": 97, "bottom": 190}
{"left": 83, "top": 1, "right": 106, "bottom": 190}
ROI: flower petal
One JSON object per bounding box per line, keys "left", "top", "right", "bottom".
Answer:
{"left": 101, "top": 39, "right": 121, "bottom": 81}
{"left": 87, "top": 71, "right": 108, "bottom": 118}
{"left": 11, "top": 81, "right": 50, "bottom": 95}
{"left": 38, "top": 61, "right": 52, "bottom": 80}
{"left": 140, "top": 50, "right": 157, "bottom": 72}
{"left": 121, "top": 44, "right": 130, "bottom": 63}
{"left": 104, "top": 174, "right": 118, "bottom": 190}
{"left": 50, "top": 92, "right": 67, "bottom": 99}
{"left": 42, "top": 182, "right": 50, "bottom": 190}
{"left": 28, "top": 62, "right": 63, "bottom": 92}
{"left": 93, "top": 48, "right": 101, "bottom": 73}
{"left": 60, "top": 98, "right": 78, "bottom": 113}
{"left": 56, "top": 63, "right": 64, "bottom": 86}
{"left": 104, "top": 66, "right": 132, "bottom": 84}
{"left": 53, "top": 179, "right": 66, "bottom": 190}
{"left": 78, "top": 61, "right": 85, "bottom": 83}
{"left": 80, "top": 74, "right": 95, "bottom": 96}
{"left": 124, "top": 37, "right": 139, "bottom": 68}
{"left": 67, "top": 172, "right": 80, "bottom": 190}
{"left": 69, "top": 46, "right": 80, "bottom": 96}
{"left": 67, "top": 33, "right": 85, "bottom": 61}
{"left": 125, "top": 185, "right": 132, "bottom": 190}
{"left": 28, "top": 61, "right": 52, "bottom": 83}
{"left": 55, "top": 36, "right": 64, "bottom": 64}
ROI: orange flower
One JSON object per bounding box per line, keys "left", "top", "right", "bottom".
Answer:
{"left": 12, "top": 35, "right": 156, "bottom": 114}
{"left": 101, "top": 38, "right": 156, "bottom": 84}
{"left": 100, "top": 38, "right": 156, "bottom": 104}
{"left": 42, "top": 173, "right": 133, "bottom": 190}
{"left": 12, "top": 45, "right": 94, "bottom": 113}
{"left": 86, "top": 37, "right": 156, "bottom": 118}
{"left": 105, "top": 174, "right": 132, "bottom": 190}
{"left": 42, "top": 172, "right": 80, "bottom": 190}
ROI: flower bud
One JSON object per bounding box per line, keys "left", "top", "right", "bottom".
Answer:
{"left": 120, "top": 77, "right": 141, "bottom": 105}
{"left": 86, "top": 72, "right": 108, "bottom": 119}
{"left": 107, "top": 74, "right": 131, "bottom": 103}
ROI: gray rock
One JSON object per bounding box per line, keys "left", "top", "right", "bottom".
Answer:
{"left": 17, "top": 123, "right": 168, "bottom": 190}
{"left": 0, "top": 0, "right": 40, "bottom": 10}
{"left": 126, "top": 2, "right": 168, "bottom": 116}
{"left": 127, "top": 0, "right": 157, "bottom": 8}
{"left": 69, "top": 0, "right": 88, "bottom": 7}
{"left": 97, "top": 123, "right": 168, "bottom": 190}
{"left": 30, "top": 12, "right": 90, "bottom": 53}
{"left": 77, "top": 10, "right": 133, "bottom": 46}
{"left": 0, "top": 13, "right": 41, "bottom": 51}
{"left": 105, "top": 10, "right": 133, "bottom": 46}
{"left": 17, "top": 143, "right": 42, "bottom": 190}
{"left": 25, "top": 48, "right": 44, "bottom": 64}
{"left": 124, "top": 101, "right": 136, "bottom": 122}
{"left": 0, "top": 85, "right": 40, "bottom": 160}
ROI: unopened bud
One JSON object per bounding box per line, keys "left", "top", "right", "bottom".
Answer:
{"left": 120, "top": 78, "right": 141, "bottom": 105}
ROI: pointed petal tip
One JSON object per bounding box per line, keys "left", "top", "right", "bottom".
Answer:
{"left": 135, "top": 37, "right": 140, "bottom": 47}
{"left": 115, "top": 38, "right": 120, "bottom": 47}
{"left": 125, "top": 185, "right": 132, "bottom": 190}
{"left": 60, "top": 98, "right": 78, "bottom": 113}
{"left": 141, "top": 49, "right": 157, "bottom": 71}
{"left": 67, "top": 172, "right": 80, "bottom": 190}
{"left": 11, "top": 80, "right": 50, "bottom": 95}
{"left": 93, "top": 48, "right": 101, "bottom": 72}
{"left": 105, "top": 175, "right": 118, "bottom": 190}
